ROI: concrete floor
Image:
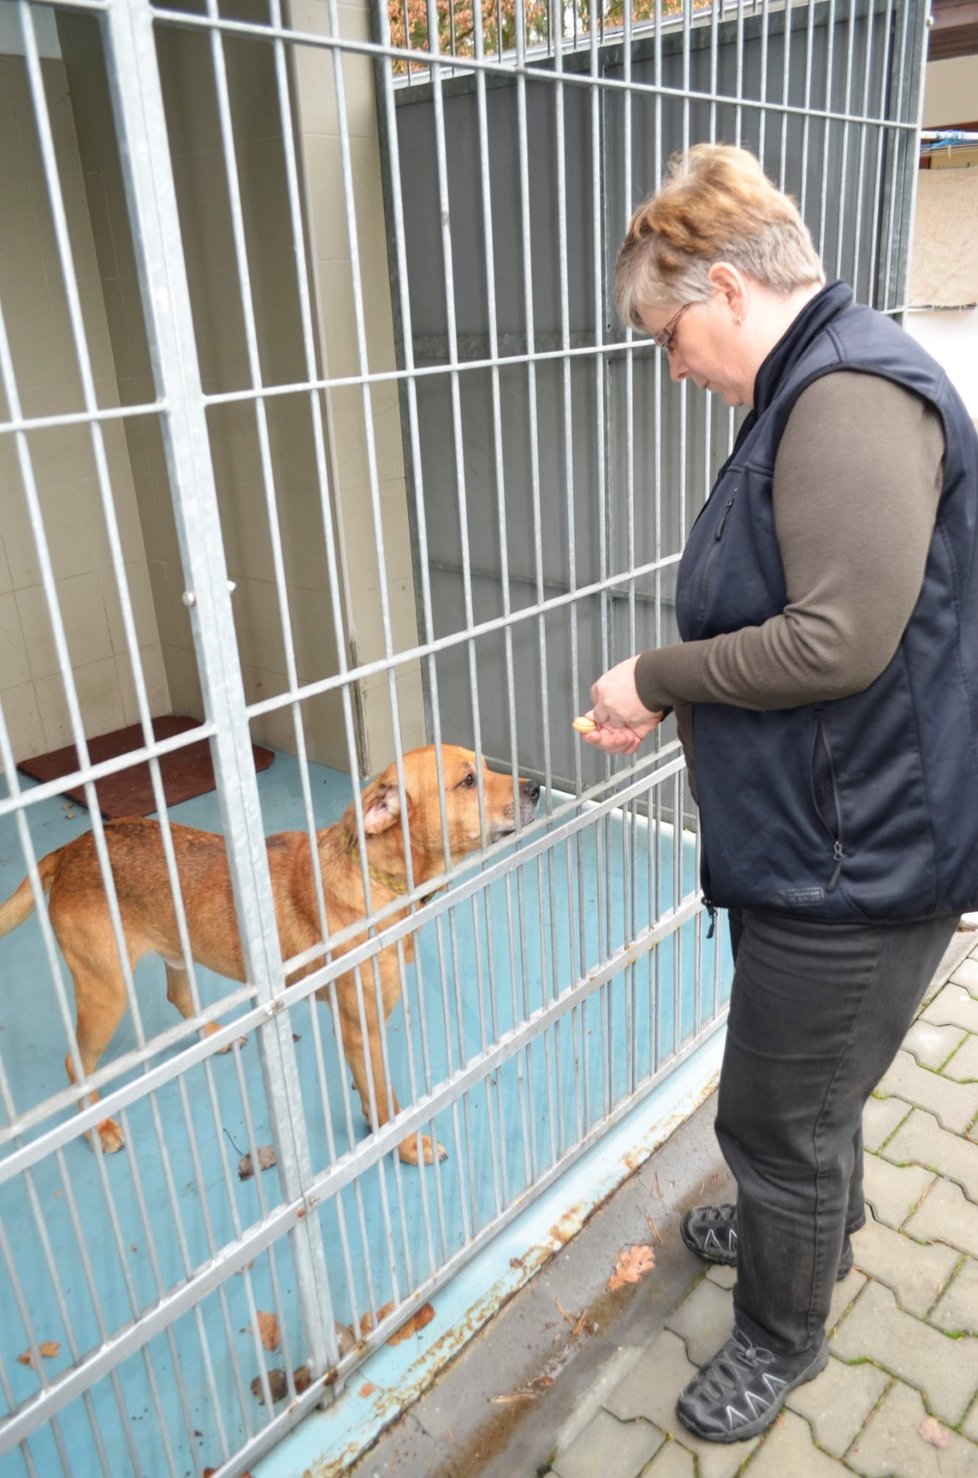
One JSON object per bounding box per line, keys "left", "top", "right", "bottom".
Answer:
{"left": 349, "top": 1091, "right": 733, "bottom": 1478}
{"left": 349, "top": 927, "right": 978, "bottom": 1478}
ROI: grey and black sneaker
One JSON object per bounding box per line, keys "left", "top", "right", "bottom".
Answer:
{"left": 680, "top": 1202, "right": 739, "bottom": 1265}
{"left": 676, "top": 1326, "right": 829, "bottom": 1443}
{"left": 680, "top": 1202, "right": 854, "bottom": 1280}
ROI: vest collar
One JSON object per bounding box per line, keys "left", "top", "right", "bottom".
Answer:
{"left": 751, "top": 278, "right": 853, "bottom": 416}
{"left": 722, "top": 280, "right": 853, "bottom": 471}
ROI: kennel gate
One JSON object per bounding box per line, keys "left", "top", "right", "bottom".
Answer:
{"left": 0, "top": 1, "right": 925, "bottom": 1474}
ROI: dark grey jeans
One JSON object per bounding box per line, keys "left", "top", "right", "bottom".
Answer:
{"left": 718, "top": 907, "right": 957, "bottom": 1356}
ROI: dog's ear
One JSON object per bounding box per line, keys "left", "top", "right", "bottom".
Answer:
{"left": 361, "top": 779, "right": 404, "bottom": 835}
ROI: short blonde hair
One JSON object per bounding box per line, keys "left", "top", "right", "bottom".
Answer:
{"left": 615, "top": 144, "right": 826, "bottom": 329}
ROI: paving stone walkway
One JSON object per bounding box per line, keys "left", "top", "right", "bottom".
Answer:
{"left": 543, "top": 930, "right": 978, "bottom": 1478}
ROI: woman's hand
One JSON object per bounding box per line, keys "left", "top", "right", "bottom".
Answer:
{"left": 580, "top": 656, "right": 665, "bottom": 755}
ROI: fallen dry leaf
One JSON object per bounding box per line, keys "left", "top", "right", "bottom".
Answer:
{"left": 249, "top": 1365, "right": 311, "bottom": 1405}
{"left": 608, "top": 1244, "right": 655, "bottom": 1292}
{"left": 251, "top": 1369, "right": 287, "bottom": 1405}
{"left": 359, "top": 1382, "right": 377, "bottom": 1397}
{"left": 387, "top": 1302, "right": 436, "bottom": 1345}
{"left": 17, "top": 1341, "right": 60, "bottom": 1367}
{"left": 919, "top": 1415, "right": 951, "bottom": 1450}
{"left": 238, "top": 1145, "right": 277, "bottom": 1180}
{"left": 357, "top": 1303, "right": 395, "bottom": 1337}
{"left": 257, "top": 1311, "right": 280, "bottom": 1352}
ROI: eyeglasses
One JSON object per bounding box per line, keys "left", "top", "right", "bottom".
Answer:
{"left": 650, "top": 302, "right": 692, "bottom": 354}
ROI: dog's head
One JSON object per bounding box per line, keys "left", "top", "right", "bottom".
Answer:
{"left": 357, "top": 744, "right": 540, "bottom": 870}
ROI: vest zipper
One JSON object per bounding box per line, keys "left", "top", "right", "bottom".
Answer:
{"left": 812, "top": 713, "right": 845, "bottom": 891}
{"left": 698, "top": 492, "right": 737, "bottom": 615}
{"left": 715, "top": 495, "right": 736, "bottom": 540}
{"left": 701, "top": 849, "right": 717, "bottom": 938}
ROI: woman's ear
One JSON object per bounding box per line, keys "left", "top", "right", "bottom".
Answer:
{"left": 707, "top": 261, "right": 748, "bottom": 323}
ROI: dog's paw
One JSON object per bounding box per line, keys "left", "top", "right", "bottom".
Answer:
{"left": 398, "top": 1133, "right": 448, "bottom": 1166}
{"left": 93, "top": 1117, "right": 125, "bottom": 1154}
{"left": 202, "top": 1021, "right": 247, "bottom": 1054}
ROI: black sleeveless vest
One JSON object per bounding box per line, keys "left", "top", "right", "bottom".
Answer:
{"left": 676, "top": 280, "right": 978, "bottom": 921}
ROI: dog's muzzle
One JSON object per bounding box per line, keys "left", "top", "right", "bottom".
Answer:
{"left": 519, "top": 779, "right": 541, "bottom": 825}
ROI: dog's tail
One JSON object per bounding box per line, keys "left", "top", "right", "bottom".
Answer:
{"left": 0, "top": 850, "right": 60, "bottom": 937}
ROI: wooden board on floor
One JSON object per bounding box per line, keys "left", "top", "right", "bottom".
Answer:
{"left": 17, "top": 715, "right": 274, "bottom": 819}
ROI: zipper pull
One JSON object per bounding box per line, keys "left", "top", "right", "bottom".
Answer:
{"left": 715, "top": 496, "right": 736, "bottom": 540}
{"left": 704, "top": 899, "right": 718, "bottom": 939}
{"left": 828, "top": 840, "right": 844, "bottom": 892}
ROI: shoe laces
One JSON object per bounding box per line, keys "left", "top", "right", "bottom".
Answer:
{"left": 697, "top": 1330, "right": 775, "bottom": 1400}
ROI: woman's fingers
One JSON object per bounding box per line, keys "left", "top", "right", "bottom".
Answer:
{"left": 579, "top": 723, "right": 646, "bottom": 755}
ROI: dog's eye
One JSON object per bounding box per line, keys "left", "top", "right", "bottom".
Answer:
{"left": 458, "top": 771, "right": 476, "bottom": 789}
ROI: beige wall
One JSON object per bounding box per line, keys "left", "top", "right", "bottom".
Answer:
{"left": 287, "top": 0, "right": 426, "bottom": 774}
{"left": 54, "top": 1, "right": 424, "bottom": 778}
{"left": 905, "top": 53, "right": 978, "bottom": 423}
{"left": 0, "top": 51, "right": 168, "bottom": 770}
{"left": 922, "top": 56, "right": 978, "bottom": 129}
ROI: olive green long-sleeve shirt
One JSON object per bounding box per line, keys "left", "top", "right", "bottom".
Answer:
{"left": 633, "top": 373, "right": 946, "bottom": 757}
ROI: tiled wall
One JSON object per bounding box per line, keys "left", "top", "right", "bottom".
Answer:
{"left": 0, "top": 51, "right": 169, "bottom": 769}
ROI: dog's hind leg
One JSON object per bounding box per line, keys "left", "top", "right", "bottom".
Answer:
{"left": 165, "top": 960, "right": 194, "bottom": 1019}
{"left": 165, "top": 961, "right": 243, "bottom": 1053}
{"left": 63, "top": 964, "right": 129, "bottom": 1154}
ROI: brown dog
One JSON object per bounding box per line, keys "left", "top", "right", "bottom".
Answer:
{"left": 0, "top": 744, "right": 540, "bottom": 1164}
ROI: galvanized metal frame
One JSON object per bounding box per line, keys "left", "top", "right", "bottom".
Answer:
{"left": 0, "top": 1, "right": 925, "bottom": 1474}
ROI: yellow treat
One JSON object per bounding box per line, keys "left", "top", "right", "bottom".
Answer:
{"left": 572, "top": 715, "right": 597, "bottom": 734}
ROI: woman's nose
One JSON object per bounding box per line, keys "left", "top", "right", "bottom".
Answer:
{"left": 669, "top": 352, "right": 688, "bottom": 382}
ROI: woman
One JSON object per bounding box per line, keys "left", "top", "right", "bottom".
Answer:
{"left": 582, "top": 144, "right": 978, "bottom": 1444}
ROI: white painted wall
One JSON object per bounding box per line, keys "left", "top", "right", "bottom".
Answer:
{"left": 904, "top": 309, "right": 978, "bottom": 418}
{"left": 0, "top": 6, "right": 59, "bottom": 57}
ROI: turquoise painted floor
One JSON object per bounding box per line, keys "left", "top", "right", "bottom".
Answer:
{"left": 0, "top": 751, "right": 726, "bottom": 1477}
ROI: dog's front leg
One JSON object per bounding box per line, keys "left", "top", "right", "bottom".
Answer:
{"left": 336, "top": 959, "right": 447, "bottom": 1166}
